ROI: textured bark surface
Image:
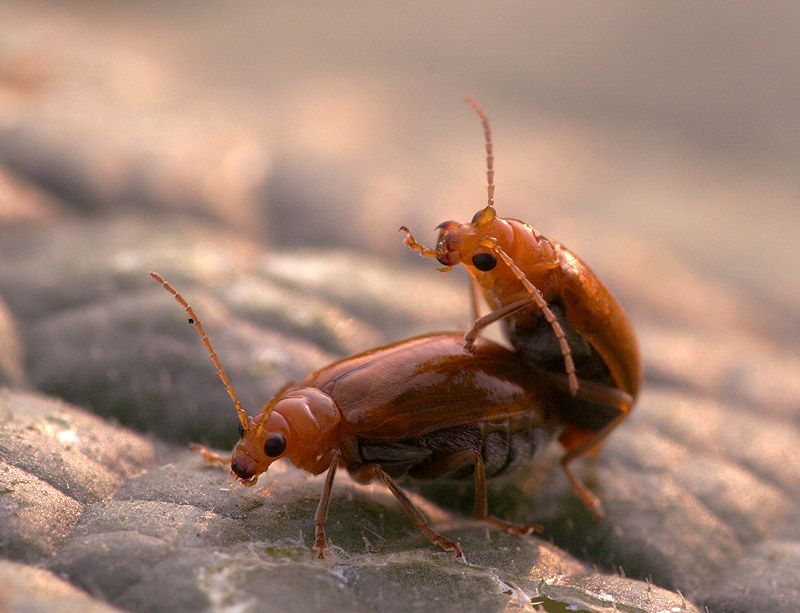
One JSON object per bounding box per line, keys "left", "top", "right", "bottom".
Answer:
{"left": 2, "top": 4, "right": 799, "bottom": 612}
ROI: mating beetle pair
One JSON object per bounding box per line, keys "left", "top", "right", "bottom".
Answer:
{"left": 152, "top": 98, "right": 641, "bottom": 558}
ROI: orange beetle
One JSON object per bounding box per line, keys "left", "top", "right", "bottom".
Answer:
{"left": 151, "top": 272, "right": 572, "bottom": 559}
{"left": 401, "top": 99, "right": 642, "bottom": 519}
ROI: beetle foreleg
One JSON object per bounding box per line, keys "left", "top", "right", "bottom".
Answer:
{"left": 462, "top": 297, "right": 538, "bottom": 353}
{"left": 370, "top": 464, "right": 463, "bottom": 558}
{"left": 399, "top": 226, "right": 439, "bottom": 257}
{"left": 463, "top": 294, "right": 577, "bottom": 398}
{"left": 314, "top": 449, "right": 341, "bottom": 558}
{"left": 189, "top": 443, "right": 231, "bottom": 468}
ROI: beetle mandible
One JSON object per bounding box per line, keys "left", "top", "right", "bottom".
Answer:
{"left": 150, "top": 271, "right": 574, "bottom": 559}
{"left": 400, "top": 99, "right": 642, "bottom": 519}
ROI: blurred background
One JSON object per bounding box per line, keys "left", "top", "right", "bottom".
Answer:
{"left": 1, "top": 1, "right": 798, "bottom": 333}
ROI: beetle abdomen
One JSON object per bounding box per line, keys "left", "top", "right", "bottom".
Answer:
{"left": 505, "top": 301, "right": 611, "bottom": 384}
{"left": 414, "top": 422, "right": 559, "bottom": 480}
{"left": 356, "top": 418, "right": 559, "bottom": 482}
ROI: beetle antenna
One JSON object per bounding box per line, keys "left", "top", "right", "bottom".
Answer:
{"left": 149, "top": 272, "right": 250, "bottom": 434}
{"left": 253, "top": 398, "right": 277, "bottom": 438}
{"left": 464, "top": 95, "right": 494, "bottom": 208}
{"left": 253, "top": 382, "right": 294, "bottom": 438}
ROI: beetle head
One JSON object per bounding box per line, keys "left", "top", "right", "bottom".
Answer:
{"left": 229, "top": 409, "right": 288, "bottom": 486}
{"left": 230, "top": 388, "right": 340, "bottom": 485}
{"left": 432, "top": 204, "right": 506, "bottom": 275}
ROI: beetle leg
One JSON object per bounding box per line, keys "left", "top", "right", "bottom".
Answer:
{"left": 418, "top": 449, "right": 543, "bottom": 536}
{"left": 533, "top": 371, "right": 634, "bottom": 519}
{"left": 189, "top": 443, "right": 231, "bottom": 467}
{"left": 530, "top": 370, "right": 634, "bottom": 519}
{"left": 462, "top": 296, "right": 537, "bottom": 352}
{"left": 409, "top": 448, "right": 543, "bottom": 535}
{"left": 314, "top": 449, "right": 341, "bottom": 558}
{"left": 370, "top": 464, "right": 463, "bottom": 558}
{"left": 560, "top": 409, "right": 630, "bottom": 521}
{"left": 399, "top": 226, "right": 439, "bottom": 258}
{"left": 462, "top": 293, "right": 578, "bottom": 395}
{"left": 469, "top": 450, "right": 543, "bottom": 535}
{"left": 469, "top": 277, "right": 483, "bottom": 320}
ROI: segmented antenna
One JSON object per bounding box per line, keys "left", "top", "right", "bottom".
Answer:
{"left": 464, "top": 96, "right": 494, "bottom": 207}
{"left": 149, "top": 271, "right": 250, "bottom": 434}
{"left": 252, "top": 381, "right": 293, "bottom": 438}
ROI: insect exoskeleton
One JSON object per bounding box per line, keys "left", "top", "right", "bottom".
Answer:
{"left": 151, "top": 272, "right": 565, "bottom": 559}
{"left": 400, "top": 98, "right": 642, "bottom": 519}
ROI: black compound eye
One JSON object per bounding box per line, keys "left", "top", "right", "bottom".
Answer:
{"left": 237, "top": 421, "right": 245, "bottom": 438}
{"left": 472, "top": 252, "right": 497, "bottom": 271}
{"left": 471, "top": 209, "right": 484, "bottom": 224}
{"left": 263, "top": 433, "right": 286, "bottom": 457}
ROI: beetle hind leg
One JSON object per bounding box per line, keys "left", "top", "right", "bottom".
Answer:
{"left": 459, "top": 449, "right": 543, "bottom": 535}
{"left": 416, "top": 449, "right": 543, "bottom": 537}
{"left": 559, "top": 410, "right": 630, "bottom": 521}
{"left": 554, "top": 380, "right": 634, "bottom": 520}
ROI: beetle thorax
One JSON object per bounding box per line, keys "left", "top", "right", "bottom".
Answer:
{"left": 269, "top": 388, "right": 341, "bottom": 473}
{"left": 473, "top": 218, "right": 559, "bottom": 305}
